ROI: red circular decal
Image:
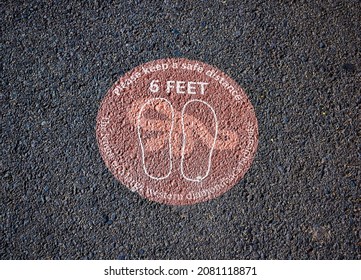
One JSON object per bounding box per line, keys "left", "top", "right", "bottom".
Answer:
{"left": 96, "top": 58, "right": 258, "bottom": 205}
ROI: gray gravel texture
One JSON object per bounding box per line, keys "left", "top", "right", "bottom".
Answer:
{"left": 1, "top": 0, "right": 360, "bottom": 259}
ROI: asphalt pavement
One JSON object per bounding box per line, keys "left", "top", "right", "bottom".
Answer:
{"left": 1, "top": 0, "right": 360, "bottom": 259}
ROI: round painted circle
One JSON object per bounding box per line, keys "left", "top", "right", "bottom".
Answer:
{"left": 96, "top": 58, "right": 258, "bottom": 205}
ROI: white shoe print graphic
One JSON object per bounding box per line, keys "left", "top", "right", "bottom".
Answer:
{"left": 137, "top": 98, "right": 174, "bottom": 180}
{"left": 130, "top": 98, "right": 238, "bottom": 181}
{"left": 180, "top": 99, "right": 218, "bottom": 182}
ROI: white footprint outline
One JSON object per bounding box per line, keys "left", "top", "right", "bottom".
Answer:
{"left": 180, "top": 99, "right": 218, "bottom": 182}
{"left": 137, "top": 98, "right": 175, "bottom": 180}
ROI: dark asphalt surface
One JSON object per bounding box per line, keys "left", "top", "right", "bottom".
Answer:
{"left": 1, "top": 0, "right": 360, "bottom": 259}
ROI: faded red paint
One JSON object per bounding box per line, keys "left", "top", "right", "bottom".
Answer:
{"left": 96, "top": 58, "right": 258, "bottom": 205}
